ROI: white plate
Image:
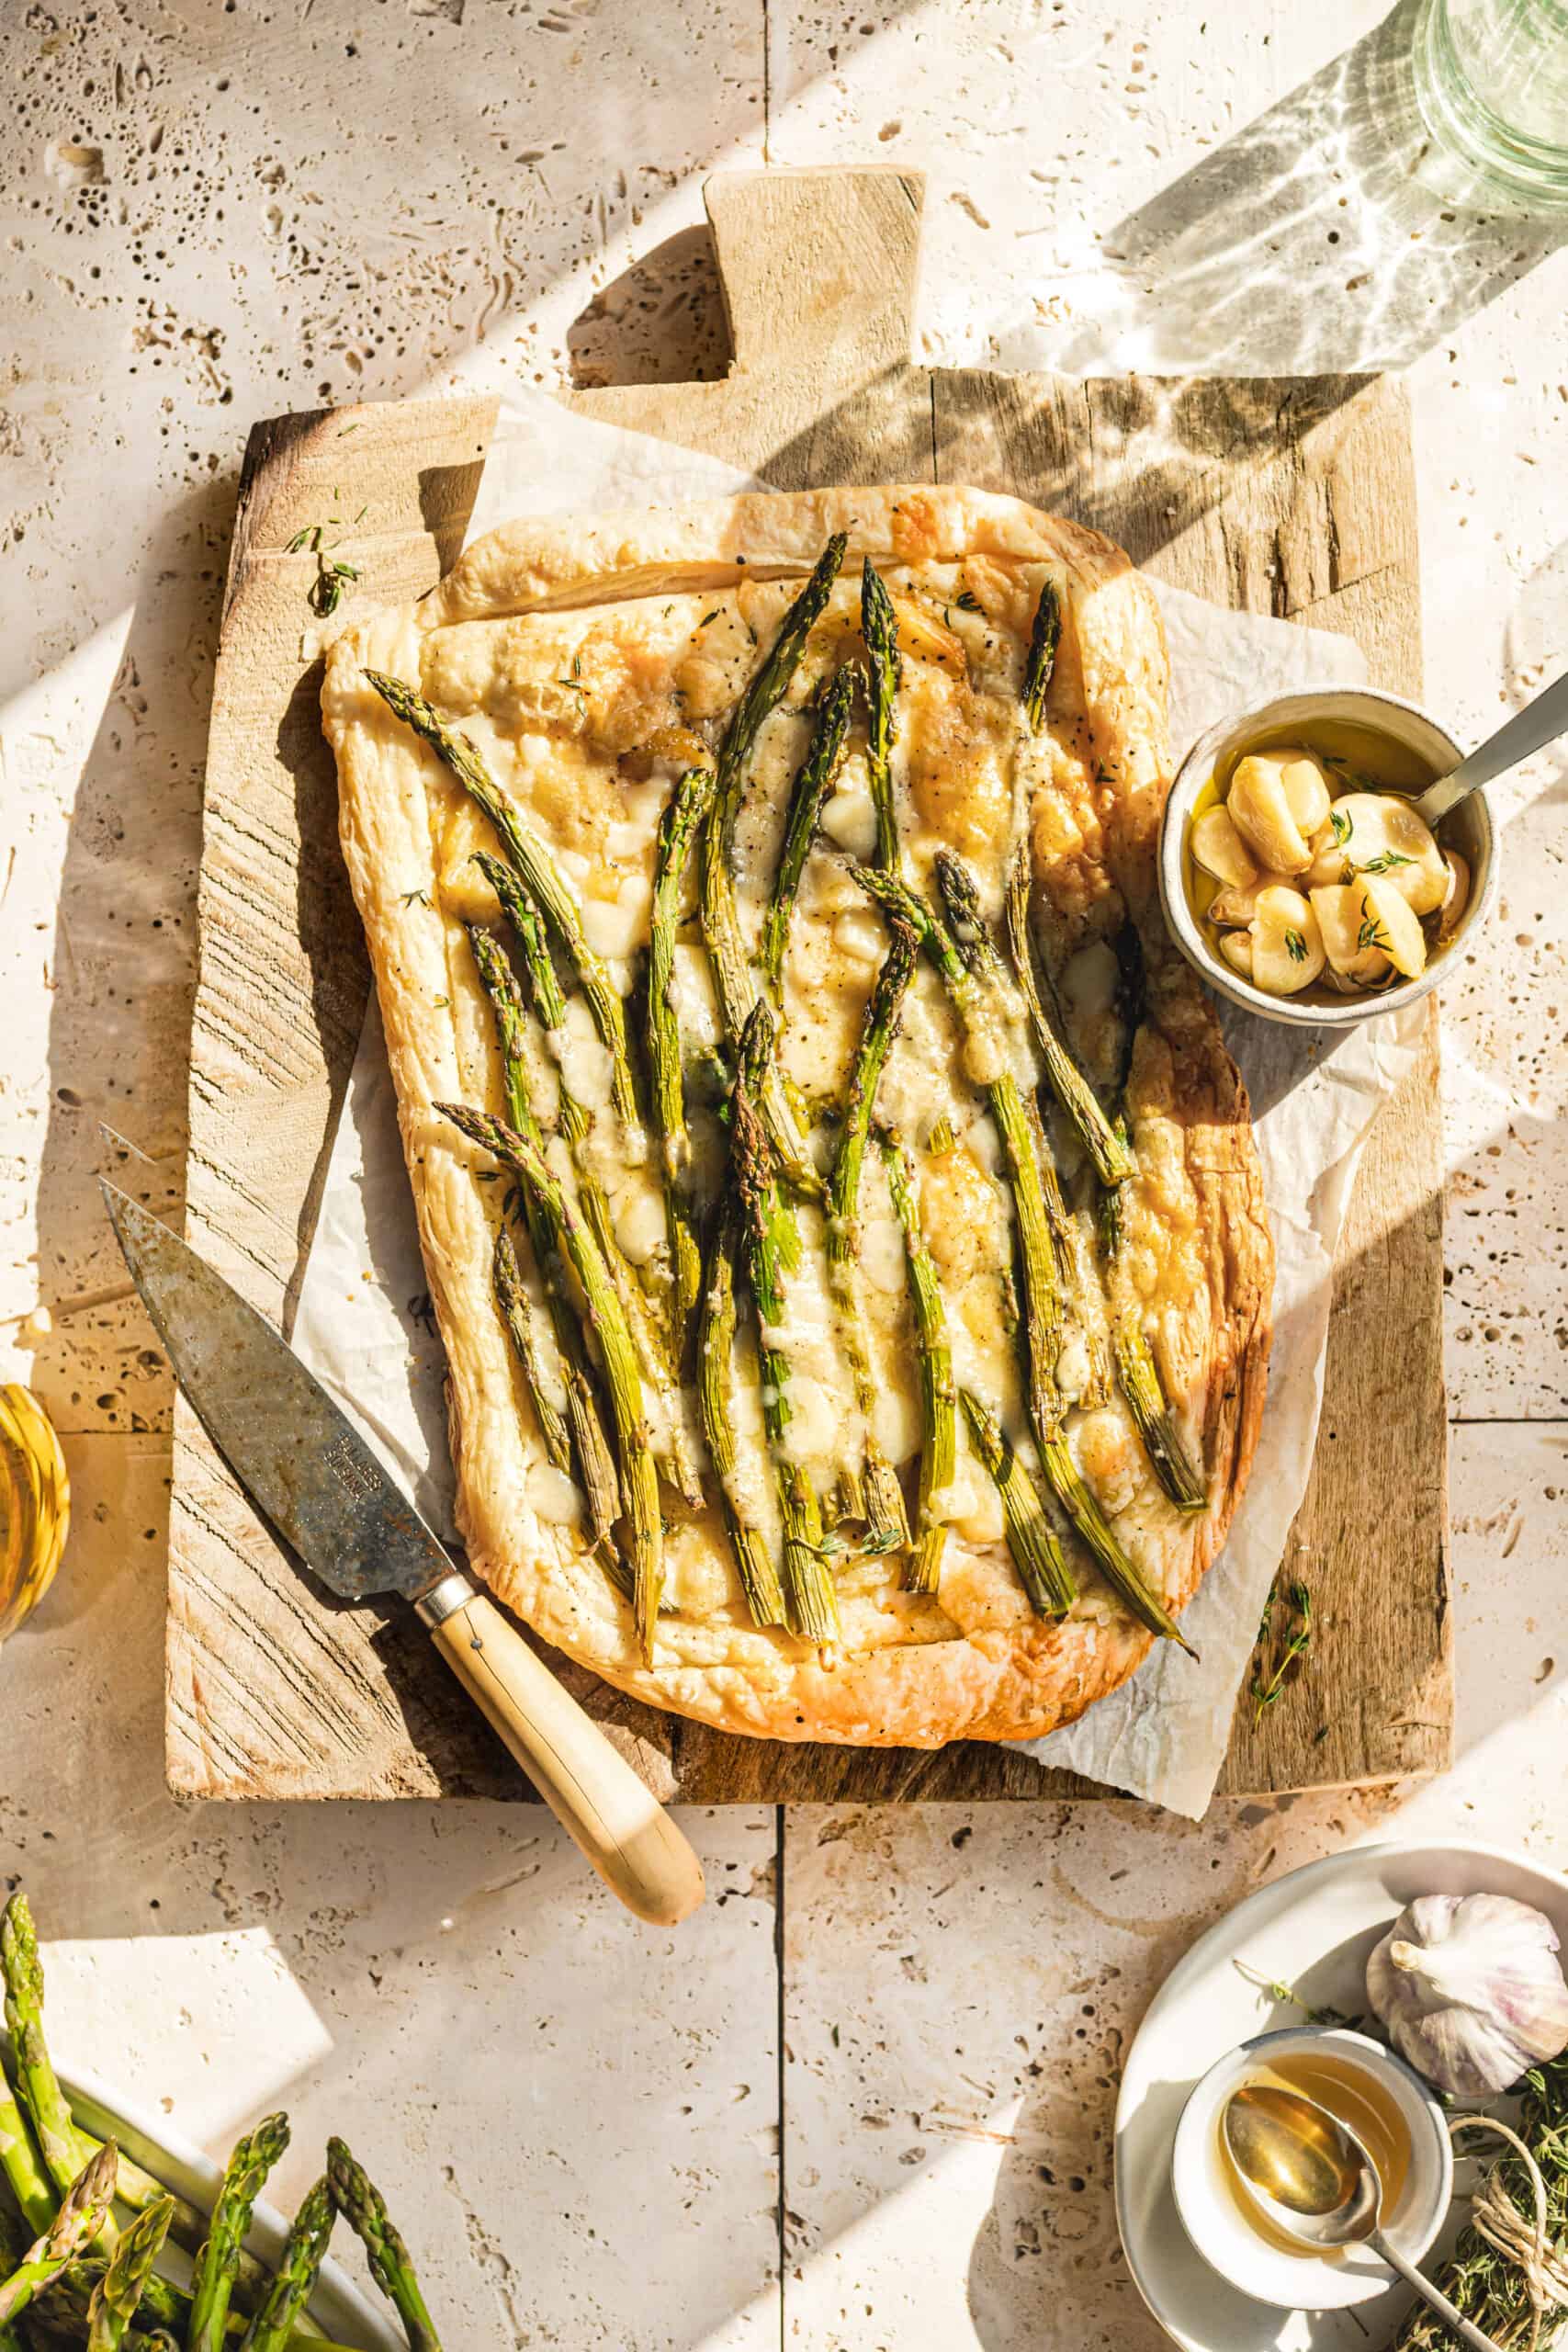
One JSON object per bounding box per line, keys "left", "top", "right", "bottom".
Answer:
{"left": 1114, "top": 1839, "right": 1568, "bottom": 2352}
{"left": 8, "top": 2047, "right": 403, "bottom": 2351}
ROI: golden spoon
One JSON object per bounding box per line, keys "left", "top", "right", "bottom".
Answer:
{"left": 1223, "top": 2081, "right": 1500, "bottom": 2351}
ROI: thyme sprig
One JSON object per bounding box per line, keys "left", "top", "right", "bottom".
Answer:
{"left": 1249, "top": 1577, "right": 1313, "bottom": 1723}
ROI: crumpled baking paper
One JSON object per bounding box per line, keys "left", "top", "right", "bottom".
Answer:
{"left": 294, "top": 386, "right": 1422, "bottom": 1818}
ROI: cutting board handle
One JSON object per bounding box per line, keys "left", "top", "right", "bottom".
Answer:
{"left": 705, "top": 166, "right": 924, "bottom": 385}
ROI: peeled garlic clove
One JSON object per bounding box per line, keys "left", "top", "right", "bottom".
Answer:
{"left": 1249, "top": 884, "right": 1325, "bottom": 995}
{"left": 1361, "top": 874, "right": 1427, "bottom": 978}
{"left": 1191, "top": 805, "right": 1258, "bottom": 888}
{"left": 1219, "top": 931, "right": 1255, "bottom": 980}
{"left": 1437, "top": 846, "right": 1472, "bottom": 944}
{"left": 1310, "top": 882, "right": 1393, "bottom": 984}
{"left": 1308, "top": 791, "right": 1447, "bottom": 914}
{"left": 1275, "top": 749, "right": 1333, "bottom": 838}
{"left": 1208, "top": 868, "right": 1296, "bottom": 927}
{"left": 1226, "top": 755, "right": 1314, "bottom": 875}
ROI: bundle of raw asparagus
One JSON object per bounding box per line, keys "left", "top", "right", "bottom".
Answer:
{"left": 368, "top": 537, "right": 1206, "bottom": 1660}
{"left": 0, "top": 1894, "right": 440, "bottom": 2352}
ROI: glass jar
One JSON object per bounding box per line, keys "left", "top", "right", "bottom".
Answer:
{"left": 1414, "top": 0, "right": 1568, "bottom": 208}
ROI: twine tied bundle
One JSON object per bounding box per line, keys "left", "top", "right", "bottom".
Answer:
{"left": 1450, "top": 2117, "right": 1568, "bottom": 2352}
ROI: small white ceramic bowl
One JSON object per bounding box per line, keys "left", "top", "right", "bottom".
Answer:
{"left": 1158, "top": 686, "right": 1497, "bottom": 1027}
{"left": 1169, "top": 2024, "right": 1453, "bottom": 2312}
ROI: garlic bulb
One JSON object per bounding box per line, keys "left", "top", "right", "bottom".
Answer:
{"left": 1366, "top": 1893, "right": 1568, "bottom": 2098}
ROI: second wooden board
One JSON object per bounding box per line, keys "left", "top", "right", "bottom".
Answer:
{"left": 170, "top": 168, "right": 1450, "bottom": 1804}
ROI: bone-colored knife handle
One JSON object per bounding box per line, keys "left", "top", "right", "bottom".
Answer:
{"left": 419, "top": 1572, "right": 705, "bottom": 1927}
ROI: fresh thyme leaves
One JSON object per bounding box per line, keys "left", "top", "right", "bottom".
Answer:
{"left": 1249, "top": 1577, "right": 1313, "bottom": 1723}
{"left": 1330, "top": 807, "right": 1352, "bottom": 847}
{"left": 698, "top": 608, "right": 721, "bottom": 628}
{"left": 399, "top": 888, "right": 430, "bottom": 908}
{"left": 1396, "top": 2052, "right": 1568, "bottom": 2350}
{"left": 1284, "top": 928, "right": 1308, "bottom": 964}
{"left": 1361, "top": 848, "right": 1415, "bottom": 873}
{"left": 1356, "top": 896, "right": 1389, "bottom": 955}
{"left": 1233, "top": 1960, "right": 1354, "bottom": 2029}
{"left": 288, "top": 517, "right": 364, "bottom": 615}
{"left": 308, "top": 557, "right": 358, "bottom": 617}
{"left": 953, "top": 587, "right": 982, "bottom": 612}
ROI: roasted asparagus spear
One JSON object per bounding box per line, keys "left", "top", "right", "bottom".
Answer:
{"left": 436, "top": 1101, "right": 664, "bottom": 1654}
{"left": 959, "top": 1392, "right": 1075, "bottom": 1620}
{"left": 824, "top": 918, "right": 917, "bottom": 1553}
{"left": 761, "top": 666, "right": 853, "bottom": 993}
{"left": 880, "top": 1128, "right": 954, "bottom": 1593}
{"left": 702, "top": 537, "right": 847, "bottom": 1196}
{"left": 695, "top": 1203, "right": 788, "bottom": 1630}
{"left": 363, "top": 670, "right": 643, "bottom": 1139}
{"left": 730, "top": 1006, "right": 840, "bottom": 1644}
{"left": 649, "top": 763, "right": 718, "bottom": 1361}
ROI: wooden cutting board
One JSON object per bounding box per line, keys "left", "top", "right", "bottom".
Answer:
{"left": 171, "top": 167, "right": 1450, "bottom": 1806}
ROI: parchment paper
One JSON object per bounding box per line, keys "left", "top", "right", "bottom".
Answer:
{"left": 295, "top": 388, "right": 1423, "bottom": 1817}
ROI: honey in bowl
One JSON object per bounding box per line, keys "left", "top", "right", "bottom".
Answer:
{"left": 1215, "top": 2049, "right": 1413, "bottom": 2259}
{"left": 1183, "top": 719, "right": 1470, "bottom": 1006}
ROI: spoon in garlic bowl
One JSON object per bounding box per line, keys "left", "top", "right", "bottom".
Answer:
{"left": 1222, "top": 2082, "right": 1504, "bottom": 2352}
{"left": 1412, "top": 662, "right": 1568, "bottom": 827}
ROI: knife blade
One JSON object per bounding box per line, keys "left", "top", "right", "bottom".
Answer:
{"left": 103, "top": 1180, "right": 705, "bottom": 1927}
{"left": 102, "top": 1181, "right": 453, "bottom": 1610}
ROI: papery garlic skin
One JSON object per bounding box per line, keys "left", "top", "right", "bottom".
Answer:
{"left": 1366, "top": 1892, "right": 1568, "bottom": 2098}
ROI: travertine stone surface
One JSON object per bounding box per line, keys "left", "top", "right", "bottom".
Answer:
{"left": 3, "top": 0, "right": 1567, "bottom": 2342}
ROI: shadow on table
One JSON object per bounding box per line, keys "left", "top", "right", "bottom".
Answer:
{"left": 997, "top": 0, "right": 1567, "bottom": 380}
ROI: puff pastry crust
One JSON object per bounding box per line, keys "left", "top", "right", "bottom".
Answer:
{"left": 321, "top": 483, "right": 1273, "bottom": 1748}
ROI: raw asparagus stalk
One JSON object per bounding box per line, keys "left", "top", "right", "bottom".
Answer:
{"left": 730, "top": 1007, "right": 840, "bottom": 1644}
{"left": 649, "top": 763, "right": 717, "bottom": 1364}
{"left": 1, "top": 1895, "right": 96, "bottom": 2196}
{"left": 0, "top": 2143, "right": 117, "bottom": 2326}
{"left": 186, "top": 2114, "right": 289, "bottom": 2352}
{"left": 0, "top": 2070, "right": 56, "bottom": 2235}
{"left": 363, "top": 670, "right": 642, "bottom": 1138}
{"left": 86, "top": 2194, "right": 173, "bottom": 2349}
{"left": 43, "top": 2264, "right": 336, "bottom": 2352}
{"left": 959, "top": 1392, "right": 1075, "bottom": 1619}
{"left": 1021, "top": 579, "right": 1061, "bottom": 735}
{"left": 436, "top": 1102, "right": 663, "bottom": 1652}
{"left": 325, "top": 2140, "right": 442, "bottom": 2352}
{"left": 1111, "top": 1315, "right": 1208, "bottom": 1514}
{"left": 235, "top": 2179, "right": 333, "bottom": 2352}
{"left": 844, "top": 860, "right": 1190, "bottom": 1650}
{"left": 695, "top": 1204, "right": 787, "bottom": 1629}
{"left": 479, "top": 853, "right": 705, "bottom": 1509}
{"left": 880, "top": 1128, "right": 954, "bottom": 1593}
{"left": 824, "top": 917, "right": 918, "bottom": 1553}
{"left": 760, "top": 664, "right": 853, "bottom": 991}
{"left": 859, "top": 559, "right": 902, "bottom": 870}
{"left": 467, "top": 921, "right": 624, "bottom": 1555}
{"left": 702, "top": 537, "right": 847, "bottom": 1196}
{"left": 1002, "top": 850, "right": 1134, "bottom": 1187}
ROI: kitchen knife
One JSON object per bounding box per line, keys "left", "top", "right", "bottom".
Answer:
{"left": 102, "top": 1181, "right": 705, "bottom": 1928}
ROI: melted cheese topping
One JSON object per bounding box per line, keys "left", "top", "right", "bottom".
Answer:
{"left": 421, "top": 571, "right": 1207, "bottom": 1637}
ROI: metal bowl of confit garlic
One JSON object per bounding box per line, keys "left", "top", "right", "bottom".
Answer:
{"left": 1158, "top": 685, "right": 1497, "bottom": 1030}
